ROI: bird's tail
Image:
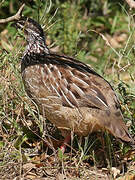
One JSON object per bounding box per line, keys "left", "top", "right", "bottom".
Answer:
{"left": 100, "top": 110, "right": 134, "bottom": 145}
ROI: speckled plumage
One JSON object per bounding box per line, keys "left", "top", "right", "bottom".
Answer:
{"left": 15, "top": 17, "right": 134, "bottom": 144}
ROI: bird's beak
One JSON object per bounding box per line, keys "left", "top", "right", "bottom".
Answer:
{"left": 12, "top": 21, "right": 24, "bottom": 30}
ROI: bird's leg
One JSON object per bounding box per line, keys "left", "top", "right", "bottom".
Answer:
{"left": 60, "top": 134, "right": 71, "bottom": 153}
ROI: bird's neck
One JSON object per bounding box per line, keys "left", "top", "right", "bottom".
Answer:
{"left": 24, "top": 36, "right": 49, "bottom": 56}
{"left": 21, "top": 37, "right": 49, "bottom": 72}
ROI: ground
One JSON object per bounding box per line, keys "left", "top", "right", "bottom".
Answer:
{"left": 0, "top": 1, "right": 135, "bottom": 179}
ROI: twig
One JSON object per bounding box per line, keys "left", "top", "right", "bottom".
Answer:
{"left": 125, "top": 0, "right": 135, "bottom": 9}
{"left": 0, "top": 0, "right": 5, "bottom": 7}
{"left": 0, "top": 3, "right": 25, "bottom": 24}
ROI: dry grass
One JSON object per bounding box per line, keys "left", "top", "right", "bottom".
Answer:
{"left": 0, "top": 1, "right": 135, "bottom": 179}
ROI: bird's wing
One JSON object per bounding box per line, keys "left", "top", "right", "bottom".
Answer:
{"left": 42, "top": 53, "right": 118, "bottom": 110}
{"left": 22, "top": 52, "right": 119, "bottom": 110}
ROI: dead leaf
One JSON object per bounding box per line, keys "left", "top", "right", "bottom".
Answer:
{"left": 115, "top": 33, "right": 127, "bottom": 42}
{"left": 106, "top": 34, "right": 121, "bottom": 48}
{"left": 23, "top": 162, "right": 36, "bottom": 172}
{"left": 124, "top": 150, "right": 135, "bottom": 161}
{"left": 56, "top": 173, "right": 69, "bottom": 180}
{"left": 50, "top": 45, "right": 60, "bottom": 52}
{"left": 117, "top": 174, "right": 135, "bottom": 180}
{"left": 111, "top": 167, "right": 120, "bottom": 179}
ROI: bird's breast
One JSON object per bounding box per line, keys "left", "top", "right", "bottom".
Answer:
{"left": 22, "top": 64, "right": 62, "bottom": 106}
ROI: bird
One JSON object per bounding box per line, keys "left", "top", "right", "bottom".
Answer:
{"left": 13, "top": 17, "right": 134, "bottom": 152}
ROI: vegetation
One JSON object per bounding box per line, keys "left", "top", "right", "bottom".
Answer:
{"left": 0, "top": 0, "right": 135, "bottom": 179}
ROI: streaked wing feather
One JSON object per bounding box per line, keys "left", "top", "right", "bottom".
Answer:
{"left": 23, "top": 52, "right": 112, "bottom": 110}
{"left": 41, "top": 63, "right": 109, "bottom": 110}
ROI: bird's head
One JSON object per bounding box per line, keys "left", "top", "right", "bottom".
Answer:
{"left": 14, "top": 17, "right": 45, "bottom": 44}
{"left": 13, "top": 17, "right": 49, "bottom": 54}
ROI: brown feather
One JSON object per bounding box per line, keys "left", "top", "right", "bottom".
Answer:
{"left": 14, "top": 17, "right": 134, "bottom": 145}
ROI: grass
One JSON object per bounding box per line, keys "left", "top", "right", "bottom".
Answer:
{"left": 0, "top": 0, "right": 135, "bottom": 179}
